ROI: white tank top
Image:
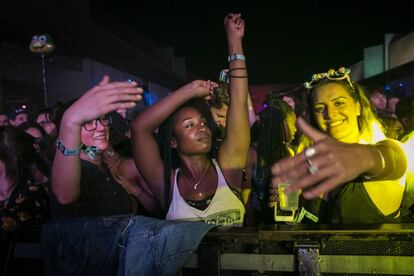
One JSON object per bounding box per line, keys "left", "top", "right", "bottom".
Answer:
{"left": 166, "top": 159, "right": 245, "bottom": 226}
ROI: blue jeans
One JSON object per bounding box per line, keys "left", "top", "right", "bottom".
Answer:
{"left": 42, "top": 215, "right": 215, "bottom": 276}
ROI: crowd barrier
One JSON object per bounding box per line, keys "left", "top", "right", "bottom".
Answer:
{"left": 183, "top": 223, "right": 414, "bottom": 275}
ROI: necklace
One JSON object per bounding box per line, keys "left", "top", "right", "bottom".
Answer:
{"left": 181, "top": 161, "right": 210, "bottom": 190}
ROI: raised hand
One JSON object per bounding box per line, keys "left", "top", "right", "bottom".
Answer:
{"left": 65, "top": 75, "right": 143, "bottom": 126}
{"left": 224, "top": 13, "right": 245, "bottom": 40}
{"left": 183, "top": 79, "right": 218, "bottom": 100}
{"left": 270, "top": 117, "right": 373, "bottom": 200}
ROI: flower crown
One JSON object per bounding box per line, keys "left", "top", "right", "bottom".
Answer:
{"left": 304, "top": 67, "right": 351, "bottom": 89}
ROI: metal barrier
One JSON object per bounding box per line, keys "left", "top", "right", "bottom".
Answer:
{"left": 183, "top": 223, "right": 414, "bottom": 275}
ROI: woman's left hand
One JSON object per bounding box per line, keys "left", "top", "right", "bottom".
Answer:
{"left": 65, "top": 75, "right": 143, "bottom": 126}
{"left": 224, "top": 13, "right": 245, "bottom": 40}
{"left": 270, "top": 117, "right": 373, "bottom": 199}
{"left": 183, "top": 80, "right": 218, "bottom": 100}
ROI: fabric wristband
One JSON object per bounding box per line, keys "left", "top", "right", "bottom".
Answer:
{"left": 290, "top": 207, "right": 319, "bottom": 224}
{"left": 56, "top": 139, "right": 82, "bottom": 156}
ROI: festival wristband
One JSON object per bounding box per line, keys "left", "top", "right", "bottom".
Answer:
{"left": 56, "top": 139, "right": 82, "bottom": 156}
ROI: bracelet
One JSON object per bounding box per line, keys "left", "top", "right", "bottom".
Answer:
{"left": 219, "top": 70, "right": 229, "bottom": 83}
{"left": 227, "top": 53, "right": 246, "bottom": 62}
{"left": 228, "top": 67, "right": 247, "bottom": 72}
{"left": 56, "top": 139, "right": 82, "bottom": 156}
{"left": 82, "top": 145, "right": 98, "bottom": 159}
{"left": 363, "top": 146, "right": 386, "bottom": 180}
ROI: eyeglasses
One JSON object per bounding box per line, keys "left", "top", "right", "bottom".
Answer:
{"left": 38, "top": 120, "right": 53, "bottom": 127}
{"left": 83, "top": 116, "right": 111, "bottom": 131}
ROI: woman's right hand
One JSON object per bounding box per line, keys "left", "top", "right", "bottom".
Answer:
{"left": 270, "top": 117, "right": 375, "bottom": 200}
{"left": 64, "top": 75, "right": 143, "bottom": 126}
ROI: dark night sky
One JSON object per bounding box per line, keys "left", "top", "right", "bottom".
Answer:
{"left": 92, "top": 0, "right": 414, "bottom": 85}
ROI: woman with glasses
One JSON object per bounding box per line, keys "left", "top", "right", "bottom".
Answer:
{"left": 51, "top": 76, "right": 145, "bottom": 217}
{"left": 36, "top": 108, "right": 57, "bottom": 137}
{"left": 269, "top": 68, "right": 407, "bottom": 224}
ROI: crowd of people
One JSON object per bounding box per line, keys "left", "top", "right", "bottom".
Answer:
{"left": 1, "top": 12, "right": 414, "bottom": 274}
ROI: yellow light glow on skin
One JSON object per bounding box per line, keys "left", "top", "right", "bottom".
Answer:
{"left": 402, "top": 131, "right": 414, "bottom": 187}
{"left": 242, "top": 188, "right": 251, "bottom": 205}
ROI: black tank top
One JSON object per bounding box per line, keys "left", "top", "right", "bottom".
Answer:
{"left": 330, "top": 181, "right": 400, "bottom": 224}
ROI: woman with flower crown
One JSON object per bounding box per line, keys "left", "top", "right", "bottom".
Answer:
{"left": 269, "top": 68, "right": 408, "bottom": 224}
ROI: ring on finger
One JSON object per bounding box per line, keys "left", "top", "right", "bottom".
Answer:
{"left": 304, "top": 146, "right": 316, "bottom": 159}
{"left": 306, "top": 157, "right": 319, "bottom": 175}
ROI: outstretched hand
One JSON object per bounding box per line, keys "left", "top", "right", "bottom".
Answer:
{"left": 270, "top": 117, "right": 371, "bottom": 202}
{"left": 65, "top": 75, "right": 143, "bottom": 126}
{"left": 224, "top": 13, "right": 245, "bottom": 40}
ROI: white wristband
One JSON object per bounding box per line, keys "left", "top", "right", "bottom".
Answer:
{"left": 227, "top": 54, "right": 245, "bottom": 62}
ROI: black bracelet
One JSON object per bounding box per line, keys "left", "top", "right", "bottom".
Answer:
{"left": 229, "top": 67, "right": 247, "bottom": 73}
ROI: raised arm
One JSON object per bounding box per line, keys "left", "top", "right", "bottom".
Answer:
{"left": 218, "top": 14, "right": 250, "bottom": 179}
{"left": 131, "top": 80, "right": 216, "bottom": 209}
{"left": 52, "top": 76, "right": 141, "bottom": 204}
{"left": 247, "top": 92, "right": 258, "bottom": 126}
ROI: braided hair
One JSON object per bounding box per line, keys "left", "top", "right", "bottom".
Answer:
{"left": 157, "top": 98, "right": 218, "bottom": 212}
{"left": 255, "top": 98, "right": 294, "bottom": 185}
